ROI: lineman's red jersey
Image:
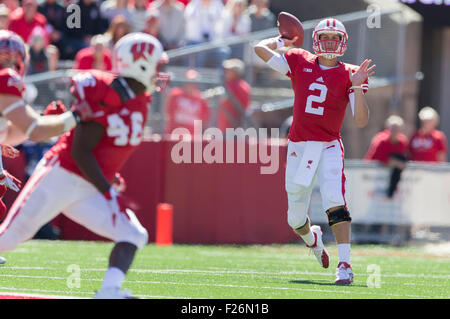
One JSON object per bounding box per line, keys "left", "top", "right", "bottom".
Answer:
{"left": 0, "top": 68, "right": 25, "bottom": 98}
{"left": 44, "top": 70, "right": 151, "bottom": 182}
{"left": 283, "top": 48, "right": 368, "bottom": 142}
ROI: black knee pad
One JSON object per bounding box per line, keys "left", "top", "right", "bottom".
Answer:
{"left": 326, "top": 207, "right": 352, "bottom": 226}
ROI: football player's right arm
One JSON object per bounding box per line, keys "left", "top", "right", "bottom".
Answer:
{"left": 0, "top": 93, "right": 81, "bottom": 144}
{"left": 254, "top": 37, "right": 297, "bottom": 73}
{"left": 71, "top": 121, "right": 111, "bottom": 194}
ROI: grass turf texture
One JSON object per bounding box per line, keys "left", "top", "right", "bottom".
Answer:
{"left": 0, "top": 240, "right": 449, "bottom": 299}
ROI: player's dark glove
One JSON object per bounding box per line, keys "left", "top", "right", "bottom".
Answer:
{"left": 71, "top": 100, "right": 94, "bottom": 123}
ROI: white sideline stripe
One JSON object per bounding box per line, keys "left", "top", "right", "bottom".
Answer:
{"left": 4, "top": 266, "right": 450, "bottom": 279}
{"left": 0, "top": 274, "right": 446, "bottom": 299}
{"left": 0, "top": 287, "right": 90, "bottom": 299}
{"left": 0, "top": 287, "right": 183, "bottom": 300}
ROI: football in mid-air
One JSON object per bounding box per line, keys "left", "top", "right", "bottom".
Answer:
{"left": 277, "top": 12, "right": 304, "bottom": 47}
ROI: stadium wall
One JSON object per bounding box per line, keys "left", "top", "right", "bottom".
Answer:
{"left": 4, "top": 138, "right": 449, "bottom": 244}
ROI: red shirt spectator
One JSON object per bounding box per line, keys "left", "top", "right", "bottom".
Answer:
{"left": 409, "top": 130, "right": 447, "bottom": 162}
{"left": 73, "top": 47, "right": 112, "bottom": 71}
{"left": 365, "top": 129, "right": 408, "bottom": 164}
{"left": 8, "top": 0, "right": 48, "bottom": 44}
{"left": 217, "top": 59, "right": 251, "bottom": 131}
{"left": 409, "top": 106, "right": 448, "bottom": 162}
{"left": 165, "top": 70, "right": 210, "bottom": 134}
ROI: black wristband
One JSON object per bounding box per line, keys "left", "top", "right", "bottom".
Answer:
{"left": 71, "top": 111, "right": 82, "bottom": 124}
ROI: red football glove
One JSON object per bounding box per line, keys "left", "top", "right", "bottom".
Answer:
{"left": 1, "top": 144, "right": 20, "bottom": 158}
{"left": 44, "top": 100, "right": 67, "bottom": 115}
{"left": 0, "top": 170, "right": 21, "bottom": 192}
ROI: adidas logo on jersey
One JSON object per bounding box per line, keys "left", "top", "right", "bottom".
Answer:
{"left": 316, "top": 77, "right": 324, "bottom": 83}
{"left": 303, "top": 68, "right": 312, "bottom": 73}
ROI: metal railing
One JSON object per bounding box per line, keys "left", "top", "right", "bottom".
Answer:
{"left": 23, "top": 7, "right": 414, "bottom": 133}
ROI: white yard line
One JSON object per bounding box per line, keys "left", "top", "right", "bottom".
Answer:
{"left": 0, "top": 273, "right": 446, "bottom": 298}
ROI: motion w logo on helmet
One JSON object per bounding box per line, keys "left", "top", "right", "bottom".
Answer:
{"left": 130, "top": 42, "right": 155, "bottom": 62}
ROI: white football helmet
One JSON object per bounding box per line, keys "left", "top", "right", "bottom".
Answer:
{"left": 312, "top": 18, "right": 348, "bottom": 59}
{"left": 113, "top": 32, "right": 169, "bottom": 93}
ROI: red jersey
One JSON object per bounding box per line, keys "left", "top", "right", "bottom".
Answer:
{"left": 44, "top": 70, "right": 151, "bottom": 182}
{"left": 409, "top": 129, "right": 447, "bottom": 162}
{"left": 365, "top": 129, "right": 409, "bottom": 164}
{"left": 217, "top": 79, "right": 251, "bottom": 131}
{"left": 165, "top": 87, "right": 210, "bottom": 134}
{"left": 73, "top": 47, "right": 113, "bottom": 71}
{"left": 8, "top": 8, "right": 48, "bottom": 44}
{"left": 0, "top": 68, "right": 25, "bottom": 97}
{"left": 284, "top": 48, "right": 368, "bottom": 142}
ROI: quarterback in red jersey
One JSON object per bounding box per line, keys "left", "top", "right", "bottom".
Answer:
{"left": 255, "top": 18, "right": 375, "bottom": 285}
{"left": 0, "top": 32, "right": 169, "bottom": 298}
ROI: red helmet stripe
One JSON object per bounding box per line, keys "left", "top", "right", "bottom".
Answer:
{"left": 333, "top": 19, "right": 336, "bottom": 27}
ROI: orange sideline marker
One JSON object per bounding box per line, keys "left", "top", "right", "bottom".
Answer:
{"left": 156, "top": 203, "right": 173, "bottom": 246}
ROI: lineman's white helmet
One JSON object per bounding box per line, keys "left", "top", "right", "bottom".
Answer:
{"left": 312, "top": 18, "right": 348, "bottom": 59}
{"left": 113, "top": 32, "right": 169, "bottom": 93}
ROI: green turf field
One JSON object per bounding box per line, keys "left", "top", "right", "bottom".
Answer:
{"left": 0, "top": 240, "right": 449, "bottom": 299}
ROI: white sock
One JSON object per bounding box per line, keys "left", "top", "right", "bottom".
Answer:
{"left": 101, "top": 267, "right": 125, "bottom": 290}
{"left": 300, "top": 230, "right": 316, "bottom": 247}
{"left": 337, "top": 243, "right": 351, "bottom": 264}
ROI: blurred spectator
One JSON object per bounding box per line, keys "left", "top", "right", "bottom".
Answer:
{"left": 103, "top": 14, "right": 131, "bottom": 50}
{"left": 365, "top": 115, "right": 409, "bottom": 198}
{"left": 217, "top": 58, "right": 251, "bottom": 132}
{"left": 185, "top": 0, "right": 223, "bottom": 44}
{"left": 100, "top": 0, "right": 133, "bottom": 24}
{"left": 46, "top": 44, "right": 59, "bottom": 71}
{"left": 409, "top": 106, "right": 448, "bottom": 162}
{"left": 1, "top": 0, "right": 18, "bottom": 11}
{"left": 73, "top": 34, "right": 112, "bottom": 71}
{"left": 38, "top": 0, "right": 66, "bottom": 51}
{"left": 130, "top": 0, "right": 149, "bottom": 32}
{"left": 249, "top": 0, "right": 275, "bottom": 32}
{"left": 152, "top": 0, "right": 185, "bottom": 50}
{"left": 217, "top": 0, "right": 250, "bottom": 60}
{"left": 8, "top": 0, "right": 48, "bottom": 44}
{"left": 184, "top": 0, "right": 230, "bottom": 67}
{"left": 165, "top": 69, "right": 211, "bottom": 135}
{"left": 141, "top": 9, "right": 160, "bottom": 38}
{"left": 217, "top": 0, "right": 251, "bottom": 38}
{"left": 0, "top": 4, "right": 10, "bottom": 29}
{"left": 27, "top": 26, "right": 50, "bottom": 74}
{"left": 62, "top": 0, "right": 108, "bottom": 60}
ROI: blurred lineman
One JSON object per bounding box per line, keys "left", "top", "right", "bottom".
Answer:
{"left": 365, "top": 115, "right": 409, "bottom": 198}
{"left": 409, "top": 106, "right": 447, "bottom": 162}
{"left": 0, "top": 30, "right": 91, "bottom": 264}
{"left": 255, "top": 18, "right": 375, "bottom": 284}
{"left": 0, "top": 32, "right": 170, "bottom": 298}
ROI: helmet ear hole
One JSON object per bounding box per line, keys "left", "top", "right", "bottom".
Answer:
{"left": 140, "top": 65, "right": 146, "bottom": 71}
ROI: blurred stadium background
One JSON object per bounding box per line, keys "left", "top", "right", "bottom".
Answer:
{"left": 1, "top": 0, "right": 450, "bottom": 250}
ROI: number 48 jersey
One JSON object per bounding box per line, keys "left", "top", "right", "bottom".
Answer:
{"left": 283, "top": 48, "right": 368, "bottom": 142}
{"left": 44, "top": 70, "right": 151, "bottom": 182}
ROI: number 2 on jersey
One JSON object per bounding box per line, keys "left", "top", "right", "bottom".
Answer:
{"left": 305, "top": 83, "right": 327, "bottom": 116}
{"left": 107, "top": 112, "right": 144, "bottom": 146}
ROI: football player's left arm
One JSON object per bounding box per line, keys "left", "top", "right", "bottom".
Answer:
{"left": 71, "top": 121, "right": 111, "bottom": 194}
{"left": 349, "top": 59, "right": 376, "bottom": 128}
